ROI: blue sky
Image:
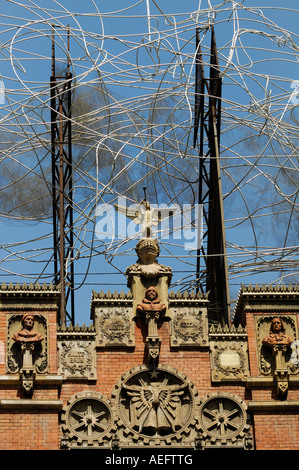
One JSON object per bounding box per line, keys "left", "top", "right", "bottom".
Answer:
{"left": 0, "top": 1, "right": 298, "bottom": 325}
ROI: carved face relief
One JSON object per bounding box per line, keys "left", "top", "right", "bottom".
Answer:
{"left": 7, "top": 313, "right": 48, "bottom": 374}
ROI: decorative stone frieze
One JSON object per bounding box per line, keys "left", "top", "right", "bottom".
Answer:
{"left": 91, "top": 290, "right": 135, "bottom": 348}
{"left": 61, "top": 391, "right": 116, "bottom": 448}
{"left": 57, "top": 324, "right": 97, "bottom": 380}
{"left": 209, "top": 324, "right": 249, "bottom": 382}
{"left": 197, "top": 392, "right": 252, "bottom": 449}
{"left": 168, "top": 290, "right": 209, "bottom": 348}
{"left": 233, "top": 283, "right": 299, "bottom": 326}
{"left": 0, "top": 281, "right": 60, "bottom": 311}
{"left": 111, "top": 364, "right": 201, "bottom": 447}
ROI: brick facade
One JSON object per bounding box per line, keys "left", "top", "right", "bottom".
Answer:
{"left": 0, "top": 254, "right": 298, "bottom": 451}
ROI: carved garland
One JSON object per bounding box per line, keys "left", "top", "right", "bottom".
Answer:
{"left": 213, "top": 343, "right": 247, "bottom": 379}
{"left": 172, "top": 308, "right": 204, "bottom": 342}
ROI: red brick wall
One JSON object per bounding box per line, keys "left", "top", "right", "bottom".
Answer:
{"left": 0, "top": 411, "right": 59, "bottom": 450}
{"left": 0, "top": 308, "right": 60, "bottom": 450}
{"left": 1, "top": 302, "right": 299, "bottom": 450}
{"left": 253, "top": 412, "right": 299, "bottom": 450}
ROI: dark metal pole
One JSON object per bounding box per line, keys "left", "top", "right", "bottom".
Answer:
{"left": 50, "top": 26, "right": 75, "bottom": 326}
{"left": 193, "top": 27, "right": 230, "bottom": 325}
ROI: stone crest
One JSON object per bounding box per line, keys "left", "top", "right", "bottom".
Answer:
{"left": 209, "top": 324, "right": 249, "bottom": 382}
{"left": 57, "top": 324, "right": 97, "bottom": 380}
{"left": 91, "top": 291, "right": 135, "bottom": 348}
{"left": 169, "top": 291, "right": 209, "bottom": 348}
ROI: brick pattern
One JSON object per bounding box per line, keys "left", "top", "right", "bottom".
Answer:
{"left": 0, "top": 295, "right": 298, "bottom": 450}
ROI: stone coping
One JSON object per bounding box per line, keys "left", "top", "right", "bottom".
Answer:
{"left": 233, "top": 283, "right": 299, "bottom": 324}
{"left": 0, "top": 374, "right": 63, "bottom": 385}
{"left": 246, "top": 376, "right": 299, "bottom": 388}
{"left": 0, "top": 399, "right": 63, "bottom": 410}
{"left": 248, "top": 400, "right": 299, "bottom": 411}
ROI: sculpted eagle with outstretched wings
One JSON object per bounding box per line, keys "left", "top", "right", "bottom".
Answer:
{"left": 123, "top": 377, "right": 188, "bottom": 435}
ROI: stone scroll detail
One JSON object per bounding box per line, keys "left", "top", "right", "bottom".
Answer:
{"left": 91, "top": 291, "right": 135, "bottom": 348}
{"left": 209, "top": 324, "right": 249, "bottom": 382}
{"left": 111, "top": 364, "right": 200, "bottom": 446}
{"left": 168, "top": 291, "right": 209, "bottom": 348}
{"left": 57, "top": 324, "right": 97, "bottom": 380}
{"left": 61, "top": 391, "right": 116, "bottom": 448}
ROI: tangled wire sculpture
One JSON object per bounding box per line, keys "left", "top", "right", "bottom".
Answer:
{"left": 0, "top": 1, "right": 298, "bottom": 323}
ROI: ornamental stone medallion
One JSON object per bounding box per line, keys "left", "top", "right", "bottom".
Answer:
{"left": 168, "top": 291, "right": 209, "bottom": 348}
{"left": 197, "top": 392, "right": 251, "bottom": 448}
{"left": 61, "top": 391, "right": 116, "bottom": 448}
{"left": 111, "top": 364, "right": 200, "bottom": 446}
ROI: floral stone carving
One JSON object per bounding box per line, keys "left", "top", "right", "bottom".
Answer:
{"left": 61, "top": 391, "right": 116, "bottom": 448}
{"left": 111, "top": 364, "right": 200, "bottom": 446}
{"left": 57, "top": 324, "right": 96, "bottom": 380}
